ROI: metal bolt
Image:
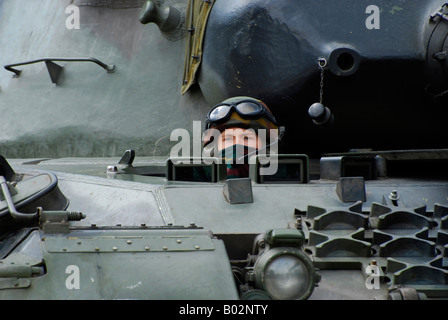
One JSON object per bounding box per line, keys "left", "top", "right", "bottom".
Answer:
{"left": 163, "top": 246, "right": 168, "bottom": 250}
{"left": 112, "top": 246, "right": 118, "bottom": 251}
{"left": 67, "top": 211, "right": 85, "bottom": 221}
{"left": 177, "top": 239, "right": 182, "bottom": 244}
{"left": 145, "top": 246, "right": 150, "bottom": 251}
{"left": 107, "top": 165, "right": 118, "bottom": 173}
{"left": 389, "top": 190, "right": 399, "bottom": 201}
{"left": 95, "top": 247, "right": 100, "bottom": 252}
{"left": 194, "top": 245, "right": 200, "bottom": 250}
{"left": 295, "top": 217, "right": 303, "bottom": 229}
{"left": 127, "top": 240, "right": 132, "bottom": 245}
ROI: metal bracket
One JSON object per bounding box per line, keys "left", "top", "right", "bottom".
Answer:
{"left": 4, "top": 57, "right": 115, "bottom": 84}
{"left": 39, "top": 208, "right": 85, "bottom": 234}
{"left": 336, "top": 177, "right": 366, "bottom": 203}
{"left": 0, "top": 278, "right": 31, "bottom": 290}
{"left": 44, "top": 60, "right": 63, "bottom": 84}
{"left": 223, "top": 178, "right": 253, "bottom": 204}
{"left": 430, "top": 3, "right": 448, "bottom": 22}
{"left": 118, "top": 149, "right": 136, "bottom": 166}
{"left": 44, "top": 232, "right": 215, "bottom": 253}
{"left": 0, "top": 155, "right": 16, "bottom": 182}
{"left": 1, "top": 175, "right": 85, "bottom": 231}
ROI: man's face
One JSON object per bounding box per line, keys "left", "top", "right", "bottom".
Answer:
{"left": 217, "top": 127, "right": 263, "bottom": 151}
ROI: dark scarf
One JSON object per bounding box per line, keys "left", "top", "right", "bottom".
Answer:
{"left": 219, "top": 144, "right": 256, "bottom": 179}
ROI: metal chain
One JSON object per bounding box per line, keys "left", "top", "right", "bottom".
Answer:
{"left": 318, "top": 57, "right": 327, "bottom": 104}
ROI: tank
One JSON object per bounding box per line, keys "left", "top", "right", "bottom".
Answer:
{"left": 0, "top": 0, "right": 447, "bottom": 304}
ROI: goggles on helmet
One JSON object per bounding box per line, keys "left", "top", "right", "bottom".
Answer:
{"left": 205, "top": 100, "right": 278, "bottom": 130}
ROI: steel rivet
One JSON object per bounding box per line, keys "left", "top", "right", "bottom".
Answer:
{"left": 127, "top": 240, "right": 132, "bottom": 245}
{"left": 389, "top": 190, "right": 399, "bottom": 201}
{"left": 163, "top": 246, "right": 168, "bottom": 250}
{"left": 295, "top": 217, "right": 303, "bottom": 229}
{"left": 112, "top": 246, "right": 118, "bottom": 251}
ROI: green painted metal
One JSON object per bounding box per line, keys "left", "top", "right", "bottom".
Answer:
{"left": 0, "top": 0, "right": 209, "bottom": 158}
{"left": 0, "top": 0, "right": 448, "bottom": 301}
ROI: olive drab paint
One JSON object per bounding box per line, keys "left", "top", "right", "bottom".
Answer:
{"left": 1, "top": 0, "right": 448, "bottom": 303}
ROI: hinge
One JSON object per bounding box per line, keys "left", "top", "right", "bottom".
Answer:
{"left": 39, "top": 208, "right": 86, "bottom": 234}
{"left": 44, "top": 234, "right": 215, "bottom": 253}
{"left": 0, "top": 278, "right": 31, "bottom": 290}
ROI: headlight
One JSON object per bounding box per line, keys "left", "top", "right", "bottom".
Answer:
{"left": 254, "top": 247, "right": 317, "bottom": 300}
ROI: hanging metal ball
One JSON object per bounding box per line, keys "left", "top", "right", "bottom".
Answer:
{"left": 308, "top": 102, "right": 334, "bottom": 126}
